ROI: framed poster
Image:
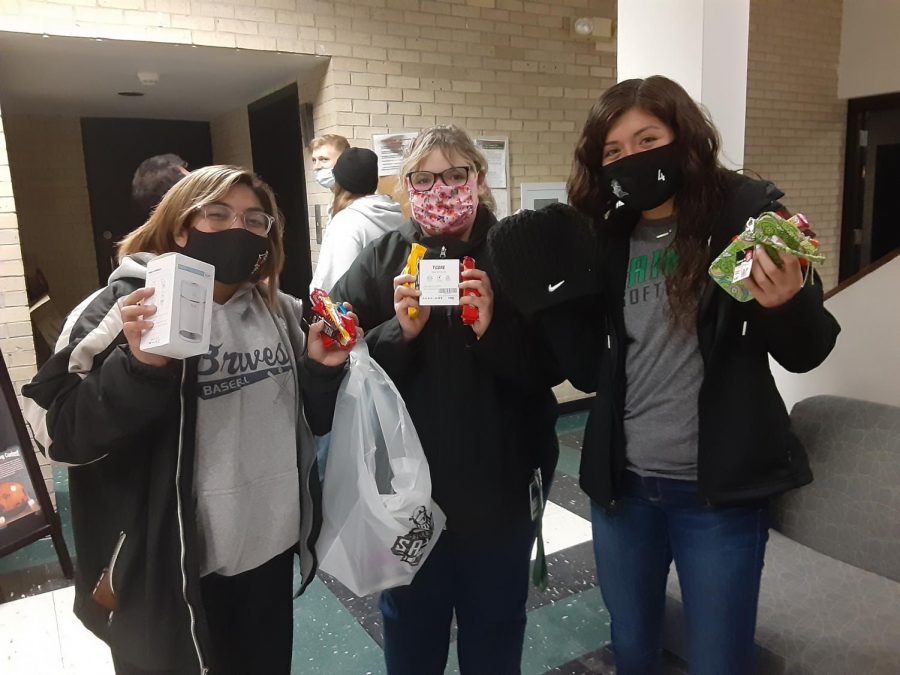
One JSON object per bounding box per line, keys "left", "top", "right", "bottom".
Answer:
{"left": 372, "top": 132, "right": 418, "bottom": 177}
{"left": 0, "top": 351, "right": 72, "bottom": 576}
{"left": 475, "top": 137, "right": 511, "bottom": 219}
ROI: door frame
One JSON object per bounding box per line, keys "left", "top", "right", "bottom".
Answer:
{"left": 247, "top": 83, "right": 311, "bottom": 301}
{"left": 839, "top": 91, "right": 900, "bottom": 281}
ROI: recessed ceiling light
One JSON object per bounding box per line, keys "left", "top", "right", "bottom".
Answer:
{"left": 117, "top": 91, "right": 144, "bottom": 97}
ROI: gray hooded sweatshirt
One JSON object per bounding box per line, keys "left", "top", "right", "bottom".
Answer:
{"left": 52, "top": 254, "right": 322, "bottom": 578}
{"left": 310, "top": 193, "right": 406, "bottom": 293}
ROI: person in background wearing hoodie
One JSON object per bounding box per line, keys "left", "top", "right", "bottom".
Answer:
{"left": 22, "top": 166, "right": 355, "bottom": 675}
{"left": 310, "top": 147, "right": 406, "bottom": 293}
{"left": 330, "top": 125, "right": 559, "bottom": 675}
{"left": 309, "top": 133, "right": 350, "bottom": 207}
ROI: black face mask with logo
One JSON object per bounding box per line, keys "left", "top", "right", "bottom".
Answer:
{"left": 177, "top": 228, "right": 270, "bottom": 284}
{"left": 601, "top": 142, "right": 683, "bottom": 212}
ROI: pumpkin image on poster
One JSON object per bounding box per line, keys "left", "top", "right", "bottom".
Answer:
{"left": 0, "top": 481, "right": 36, "bottom": 527}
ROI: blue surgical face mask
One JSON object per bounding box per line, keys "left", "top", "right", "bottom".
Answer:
{"left": 314, "top": 168, "right": 336, "bottom": 190}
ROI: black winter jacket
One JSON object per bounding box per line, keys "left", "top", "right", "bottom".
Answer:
{"left": 22, "top": 255, "right": 343, "bottom": 672}
{"left": 505, "top": 175, "right": 841, "bottom": 508}
{"left": 330, "top": 207, "right": 559, "bottom": 534}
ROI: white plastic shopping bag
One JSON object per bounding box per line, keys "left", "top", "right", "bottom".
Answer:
{"left": 317, "top": 341, "right": 446, "bottom": 596}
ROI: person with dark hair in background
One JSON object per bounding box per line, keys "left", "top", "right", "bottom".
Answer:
{"left": 131, "top": 153, "right": 190, "bottom": 217}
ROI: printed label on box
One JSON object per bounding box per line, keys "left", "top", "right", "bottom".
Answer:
{"left": 418, "top": 259, "right": 460, "bottom": 306}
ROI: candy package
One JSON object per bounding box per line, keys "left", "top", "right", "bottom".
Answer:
{"left": 460, "top": 256, "right": 480, "bottom": 326}
{"left": 404, "top": 243, "right": 427, "bottom": 319}
{"left": 708, "top": 211, "right": 826, "bottom": 302}
{"left": 310, "top": 288, "right": 357, "bottom": 350}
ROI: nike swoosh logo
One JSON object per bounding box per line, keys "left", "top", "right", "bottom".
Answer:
{"left": 548, "top": 280, "right": 566, "bottom": 292}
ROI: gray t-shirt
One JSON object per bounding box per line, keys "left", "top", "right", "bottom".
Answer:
{"left": 622, "top": 216, "right": 703, "bottom": 480}
{"left": 194, "top": 285, "right": 299, "bottom": 577}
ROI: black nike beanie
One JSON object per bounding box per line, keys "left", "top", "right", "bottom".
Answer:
{"left": 487, "top": 203, "right": 601, "bottom": 317}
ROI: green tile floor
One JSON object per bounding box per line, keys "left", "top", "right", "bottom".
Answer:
{"left": 1, "top": 411, "right": 615, "bottom": 674}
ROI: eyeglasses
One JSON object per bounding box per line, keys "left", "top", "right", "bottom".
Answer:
{"left": 195, "top": 204, "right": 274, "bottom": 236}
{"left": 406, "top": 166, "right": 471, "bottom": 192}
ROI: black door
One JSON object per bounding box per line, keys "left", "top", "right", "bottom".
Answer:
{"left": 840, "top": 94, "right": 900, "bottom": 280}
{"left": 81, "top": 118, "right": 212, "bottom": 283}
{"left": 248, "top": 83, "right": 311, "bottom": 301}
{"left": 871, "top": 143, "right": 900, "bottom": 262}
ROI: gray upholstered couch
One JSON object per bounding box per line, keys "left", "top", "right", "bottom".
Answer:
{"left": 664, "top": 395, "right": 900, "bottom": 674}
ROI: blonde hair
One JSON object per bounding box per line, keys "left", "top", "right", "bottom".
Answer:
{"left": 397, "top": 125, "right": 495, "bottom": 213}
{"left": 118, "top": 165, "right": 285, "bottom": 309}
{"left": 309, "top": 134, "right": 350, "bottom": 154}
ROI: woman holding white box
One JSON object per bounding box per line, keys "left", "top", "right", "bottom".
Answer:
{"left": 23, "top": 166, "right": 354, "bottom": 674}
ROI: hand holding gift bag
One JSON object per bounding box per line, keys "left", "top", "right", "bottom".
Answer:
{"left": 316, "top": 341, "right": 445, "bottom": 597}
{"left": 708, "top": 211, "right": 826, "bottom": 302}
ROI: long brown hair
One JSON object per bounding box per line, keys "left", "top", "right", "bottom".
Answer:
{"left": 331, "top": 184, "right": 365, "bottom": 217}
{"left": 568, "top": 76, "right": 729, "bottom": 326}
{"left": 118, "top": 165, "right": 285, "bottom": 308}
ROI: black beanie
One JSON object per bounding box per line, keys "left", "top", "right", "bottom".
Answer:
{"left": 332, "top": 147, "right": 379, "bottom": 195}
{"left": 487, "top": 203, "right": 601, "bottom": 316}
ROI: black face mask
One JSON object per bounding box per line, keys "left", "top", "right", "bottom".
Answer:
{"left": 177, "top": 228, "right": 270, "bottom": 284}
{"left": 601, "top": 143, "right": 683, "bottom": 212}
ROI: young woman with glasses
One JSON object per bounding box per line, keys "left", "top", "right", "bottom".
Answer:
{"left": 23, "top": 165, "right": 356, "bottom": 674}
{"left": 330, "top": 125, "right": 559, "bottom": 675}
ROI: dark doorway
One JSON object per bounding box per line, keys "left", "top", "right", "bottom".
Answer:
{"left": 840, "top": 93, "right": 900, "bottom": 281}
{"left": 248, "top": 83, "right": 311, "bottom": 302}
{"left": 871, "top": 143, "right": 900, "bottom": 262}
{"left": 81, "top": 118, "right": 212, "bottom": 283}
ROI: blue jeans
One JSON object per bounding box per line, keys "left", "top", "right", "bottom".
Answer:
{"left": 379, "top": 521, "right": 535, "bottom": 675}
{"left": 591, "top": 471, "right": 768, "bottom": 675}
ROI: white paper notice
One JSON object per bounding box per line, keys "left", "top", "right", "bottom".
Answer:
{"left": 475, "top": 138, "right": 508, "bottom": 188}
{"left": 492, "top": 189, "right": 510, "bottom": 220}
{"left": 417, "top": 259, "right": 460, "bottom": 306}
{"left": 372, "top": 132, "right": 418, "bottom": 177}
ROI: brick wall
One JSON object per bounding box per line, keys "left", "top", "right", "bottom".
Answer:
{"left": 4, "top": 115, "right": 98, "bottom": 316}
{"left": 0, "top": 107, "right": 36, "bottom": 396}
{"left": 0, "top": 105, "right": 54, "bottom": 501}
{"left": 0, "top": 0, "right": 618, "bottom": 269}
{"left": 744, "top": 0, "right": 846, "bottom": 290}
{"left": 297, "top": 67, "right": 329, "bottom": 268}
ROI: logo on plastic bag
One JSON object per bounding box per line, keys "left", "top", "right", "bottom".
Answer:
{"left": 391, "top": 506, "right": 435, "bottom": 566}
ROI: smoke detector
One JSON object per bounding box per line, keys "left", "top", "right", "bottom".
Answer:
{"left": 137, "top": 71, "right": 159, "bottom": 86}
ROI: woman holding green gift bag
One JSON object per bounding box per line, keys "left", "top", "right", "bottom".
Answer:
{"left": 488, "top": 76, "right": 840, "bottom": 675}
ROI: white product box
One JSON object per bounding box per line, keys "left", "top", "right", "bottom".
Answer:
{"left": 139, "top": 253, "right": 215, "bottom": 359}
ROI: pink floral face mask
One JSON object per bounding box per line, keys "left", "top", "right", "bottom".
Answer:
{"left": 408, "top": 180, "right": 478, "bottom": 236}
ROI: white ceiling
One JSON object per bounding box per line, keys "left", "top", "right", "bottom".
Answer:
{"left": 0, "top": 32, "right": 326, "bottom": 120}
